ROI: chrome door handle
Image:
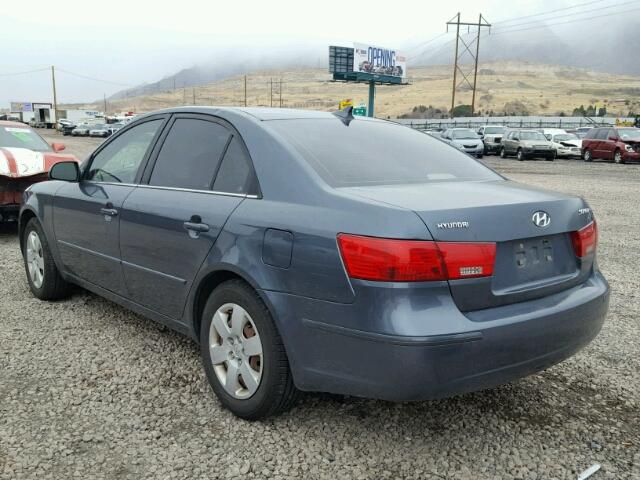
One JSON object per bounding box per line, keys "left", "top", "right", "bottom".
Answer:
{"left": 100, "top": 207, "right": 118, "bottom": 217}
{"left": 183, "top": 221, "right": 209, "bottom": 233}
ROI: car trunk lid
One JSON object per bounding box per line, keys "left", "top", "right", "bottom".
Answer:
{"left": 342, "top": 180, "right": 595, "bottom": 311}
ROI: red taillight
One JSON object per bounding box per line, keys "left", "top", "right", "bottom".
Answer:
{"left": 337, "top": 234, "right": 496, "bottom": 282}
{"left": 570, "top": 220, "right": 597, "bottom": 257}
{"left": 437, "top": 242, "right": 496, "bottom": 280}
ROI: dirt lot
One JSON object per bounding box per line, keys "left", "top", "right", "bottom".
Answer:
{"left": 1, "top": 131, "right": 639, "bottom": 479}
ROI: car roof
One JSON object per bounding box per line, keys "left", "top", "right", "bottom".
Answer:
{"left": 0, "top": 120, "right": 29, "bottom": 128}
{"left": 148, "top": 106, "right": 339, "bottom": 121}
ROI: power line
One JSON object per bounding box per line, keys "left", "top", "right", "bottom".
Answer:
{"left": 490, "top": 5, "right": 640, "bottom": 36}
{"left": 56, "top": 68, "right": 133, "bottom": 87}
{"left": 405, "top": 32, "right": 450, "bottom": 54}
{"left": 0, "top": 67, "right": 49, "bottom": 77}
{"left": 493, "top": 0, "right": 605, "bottom": 25}
{"left": 492, "top": 0, "right": 637, "bottom": 31}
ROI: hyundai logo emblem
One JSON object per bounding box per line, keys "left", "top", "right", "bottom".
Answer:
{"left": 532, "top": 211, "right": 551, "bottom": 228}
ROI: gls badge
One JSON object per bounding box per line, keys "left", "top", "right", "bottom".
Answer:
{"left": 532, "top": 211, "right": 551, "bottom": 228}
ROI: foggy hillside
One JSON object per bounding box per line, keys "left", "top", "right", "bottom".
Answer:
{"left": 108, "top": 17, "right": 640, "bottom": 101}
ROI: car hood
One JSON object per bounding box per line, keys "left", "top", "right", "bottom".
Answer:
{"left": 520, "top": 139, "right": 550, "bottom": 146}
{"left": 0, "top": 147, "right": 77, "bottom": 178}
{"left": 555, "top": 140, "right": 581, "bottom": 148}
{"left": 451, "top": 138, "right": 483, "bottom": 146}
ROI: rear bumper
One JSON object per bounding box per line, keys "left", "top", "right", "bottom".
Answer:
{"left": 264, "top": 270, "right": 609, "bottom": 401}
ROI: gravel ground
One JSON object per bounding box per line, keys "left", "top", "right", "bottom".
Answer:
{"left": 1, "top": 131, "right": 639, "bottom": 479}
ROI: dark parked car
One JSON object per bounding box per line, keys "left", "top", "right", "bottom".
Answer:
{"left": 581, "top": 127, "right": 640, "bottom": 163}
{"left": 19, "top": 107, "right": 609, "bottom": 419}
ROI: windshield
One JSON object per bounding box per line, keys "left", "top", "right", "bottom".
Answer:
{"left": 520, "top": 131, "right": 547, "bottom": 141}
{"left": 554, "top": 134, "right": 579, "bottom": 142}
{"left": 452, "top": 129, "right": 479, "bottom": 139}
{"left": 0, "top": 125, "right": 51, "bottom": 152}
{"left": 268, "top": 118, "right": 501, "bottom": 187}
{"left": 484, "top": 126, "right": 506, "bottom": 134}
{"left": 618, "top": 129, "right": 640, "bottom": 141}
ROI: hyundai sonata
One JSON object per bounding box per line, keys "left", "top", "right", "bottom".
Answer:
{"left": 19, "top": 107, "right": 609, "bottom": 419}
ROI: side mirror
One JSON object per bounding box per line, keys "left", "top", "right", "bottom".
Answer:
{"left": 49, "top": 161, "right": 80, "bottom": 182}
{"left": 51, "top": 142, "right": 66, "bottom": 152}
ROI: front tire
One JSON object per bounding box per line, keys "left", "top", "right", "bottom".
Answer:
{"left": 500, "top": 147, "right": 507, "bottom": 158}
{"left": 517, "top": 148, "right": 524, "bottom": 161}
{"left": 22, "top": 218, "right": 70, "bottom": 300}
{"left": 614, "top": 149, "right": 624, "bottom": 164}
{"left": 584, "top": 149, "right": 593, "bottom": 162}
{"left": 200, "top": 279, "right": 299, "bottom": 420}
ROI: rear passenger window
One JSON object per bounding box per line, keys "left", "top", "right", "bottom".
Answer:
{"left": 595, "top": 129, "right": 608, "bottom": 140}
{"left": 149, "top": 118, "right": 231, "bottom": 190}
{"left": 212, "top": 136, "right": 257, "bottom": 195}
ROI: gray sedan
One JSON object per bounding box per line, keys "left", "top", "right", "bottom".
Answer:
{"left": 441, "top": 128, "right": 485, "bottom": 158}
{"left": 19, "top": 107, "right": 609, "bottom": 419}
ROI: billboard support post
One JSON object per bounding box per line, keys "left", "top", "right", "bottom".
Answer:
{"left": 368, "top": 81, "right": 375, "bottom": 118}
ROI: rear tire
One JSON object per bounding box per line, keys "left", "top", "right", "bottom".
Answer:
{"left": 22, "top": 218, "right": 70, "bottom": 300}
{"left": 476, "top": 153, "right": 483, "bottom": 159}
{"left": 517, "top": 148, "right": 524, "bottom": 161}
{"left": 583, "top": 149, "right": 593, "bottom": 162}
{"left": 200, "top": 279, "right": 299, "bottom": 420}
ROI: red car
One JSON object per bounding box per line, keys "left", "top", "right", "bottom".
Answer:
{"left": 582, "top": 127, "right": 640, "bottom": 164}
{"left": 0, "top": 121, "right": 78, "bottom": 222}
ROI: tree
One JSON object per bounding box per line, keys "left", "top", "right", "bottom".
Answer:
{"left": 451, "top": 104, "right": 472, "bottom": 117}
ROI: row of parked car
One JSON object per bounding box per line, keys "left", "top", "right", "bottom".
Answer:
{"left": 431, "top": 125, "right": 640, "bottom": 163}
{"left": 57, "top": 119, "right": 126, "bottom": 138}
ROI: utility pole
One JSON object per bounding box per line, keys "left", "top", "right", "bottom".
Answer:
{"left": 193, "top": 88, "right": 196, "bottom": 105}
{"left": 103, "top": 93, "right": 107, "bottom": 114}
{"left": 51, "top": 66, "right": 58, "bottom": 120}
{"left": 446, "top": 13, "right": 491, "bottom": 117}
{"left": 244, "top": 75, "right": 247, "bottom": 107}
{"left": 270, "top": 78, "right": 273, "bottom": 107}
{"left": 279, "top": 77, "right": 282, "bottom": 107}
{"left": 183, "top": 84, "right": 186, "bottom": 105}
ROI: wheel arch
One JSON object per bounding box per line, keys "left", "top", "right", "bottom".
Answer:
{"left": 190, "top": 265, "right": 276, "bottom": 345}
{"left": 18, "top": 208, "right": 38, "bottom": 252}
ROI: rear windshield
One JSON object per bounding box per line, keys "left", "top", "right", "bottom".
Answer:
{"left": 0, "top": 126, "right": 51, "bottom": 152}
{"left": 268, "top": 118, "right": 501, "bottom": 187}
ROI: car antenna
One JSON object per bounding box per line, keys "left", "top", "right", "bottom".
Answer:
{"left": 332, "top": 105, "right": 355, "bottom": 126}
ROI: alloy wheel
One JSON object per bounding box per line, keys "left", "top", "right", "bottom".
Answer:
{"left": 614, "top": 151, "right": 623, "bottom": 164}
{"left": 209, "top": 303, "right": 263, "bottom": 399}
{"left": 25, "top": 231, "right": 45, "bottom": 288}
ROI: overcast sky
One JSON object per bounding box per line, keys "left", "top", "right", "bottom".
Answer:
{"left": 0, "top": 0, "right": 583, "bottom": 106}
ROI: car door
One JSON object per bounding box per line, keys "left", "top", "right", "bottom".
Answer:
{"left": 603, "top": 128, "right": 619, "bottom": 160}
{"left": 506, "top": 132, "right": 518, "bottom": 153}
{"left": 118, "top": 114, "right": 259, "bottom": 319}
{"left": 591, "top": 128, "right": 607, "bottom": 159}
{"left": 53, "top": 117, "right": 166, "bottom": 295}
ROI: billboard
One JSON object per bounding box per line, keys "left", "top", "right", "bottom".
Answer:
{"left": 353, "top": 43, "right": 406, "bottom": 78}
{"left": 10, "top": 102, "right": 33, "bottom": 113}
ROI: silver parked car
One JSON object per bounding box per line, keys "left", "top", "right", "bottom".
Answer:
{"left": 441, "top": 128, "right": 484, "bottom": 158}
{"left": 500, "top": 130, "right": 555, "bottom": 161}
